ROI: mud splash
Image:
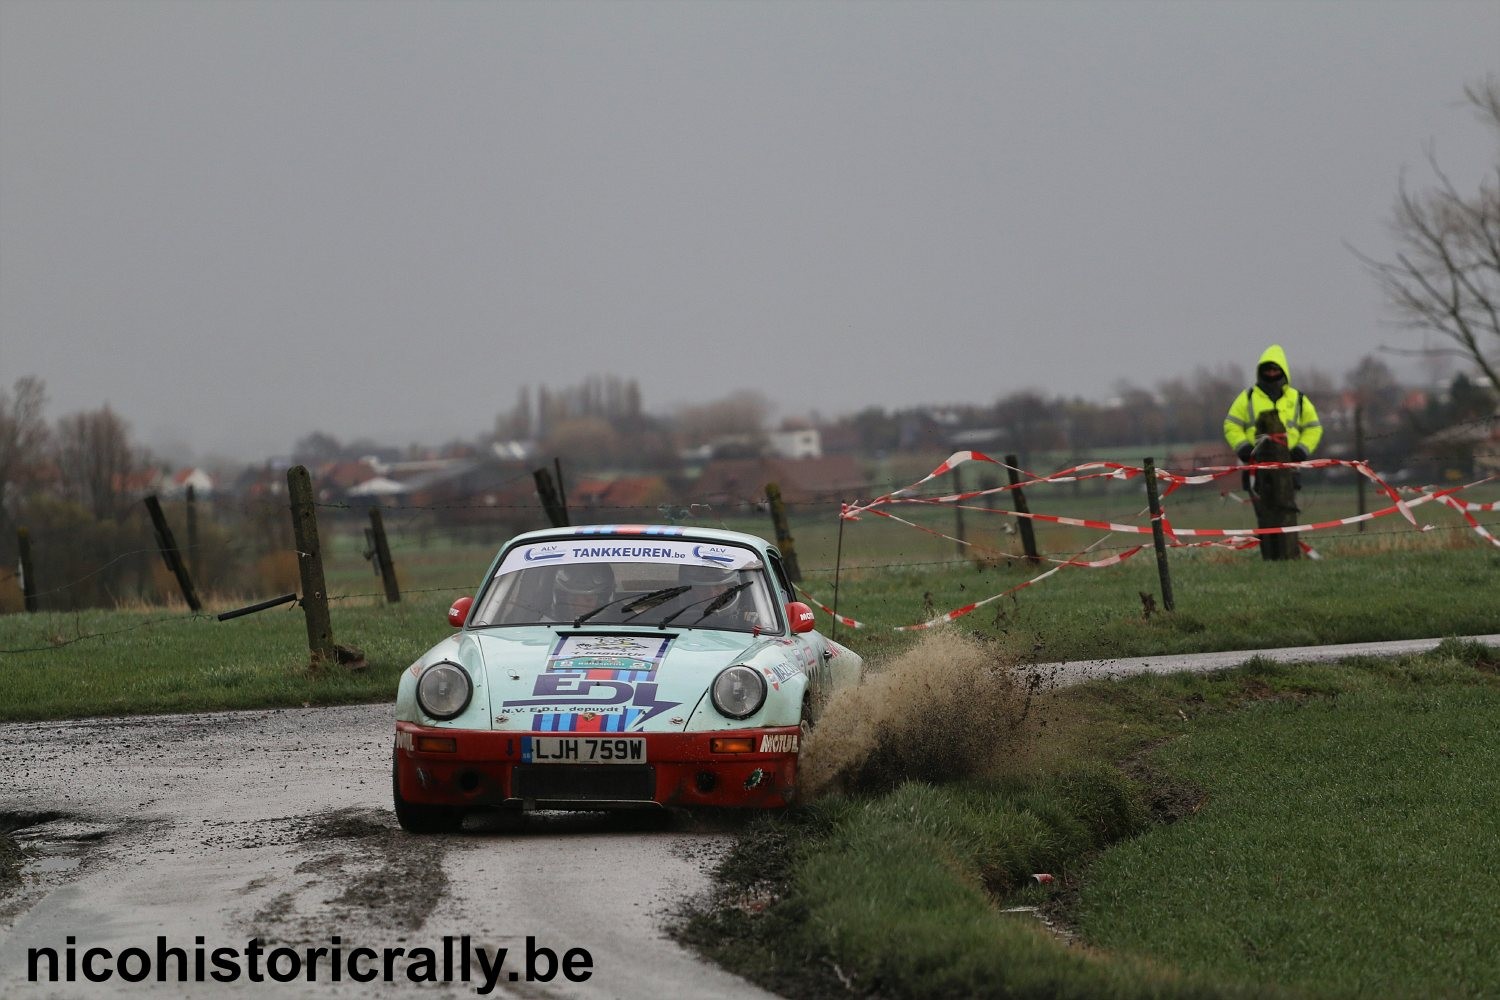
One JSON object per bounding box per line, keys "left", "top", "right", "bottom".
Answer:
{"left": 800, "top": 630, "right": 1036, "bottom": 797}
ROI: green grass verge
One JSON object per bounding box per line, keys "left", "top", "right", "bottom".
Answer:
{"left": 1080, "top": 641, "right": 1500, "bottom": 999}
{"left": 677, "top": 639, "right": 1500, "bottom": 999}
{"left": 810, "top": 544, "right": 1500, "bottom": 664}
{"left": 0, "top": 594, "right": 454, "bottom": 722}
{"left": 1, "top": 540, "right": 1496, "bottom": 721}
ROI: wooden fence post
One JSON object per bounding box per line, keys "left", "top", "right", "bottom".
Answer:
{"left": 1005, "top": 454, "right": 1041, "bottom": 564}
{"left": 952, "top": 464, "right": 967, "bottom": 556}
{"left": 554, "top": 457, "right": 568, "bottom": 520}
{"left": 1142, "top": 457, "right": 1175, "bottom": 612}
{"left": 369, "top": 507, "right": 401, "bottom": 603}
{"left": 16, "top": 527, "right": 37, "bottom": 612}
{"left": 185, "top": 484, "right": 200, "bottom": 583}
{"left": 765, "top": 482, "right": 802, "bottom": 582}
{"left": 287, "top": 465, "right": 335, "bottom": 663}
{"left": 1355, "top": 405, "right": 1367, "bottom": 531}
{"left": 143, "top": 495, "right": 202, "bottom": 611}
{"left": 533, "top": 466, "right": 570, "bottom": 527}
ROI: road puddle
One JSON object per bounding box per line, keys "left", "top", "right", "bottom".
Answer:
{"left": 0, "top": 811, "right": 119, "bottom": 927}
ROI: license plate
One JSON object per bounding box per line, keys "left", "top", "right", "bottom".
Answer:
{"left": 523, "top": 736, "right": 647, "bottom": 764}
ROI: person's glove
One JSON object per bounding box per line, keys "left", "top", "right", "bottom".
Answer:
{"left": 1291, "top": 444, "right": 1309, "bottom": 462}
{"left": 1236, "top": 444, "right": 1254, "bottom": 464}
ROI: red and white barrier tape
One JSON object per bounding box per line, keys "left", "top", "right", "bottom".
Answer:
{"left": 893, "top": 492, "right": 1448, "bottom": 539}
{"left": 816, "top": 454, "right": 1494, "bottom": 631}
{"left": 793, "top": 585, "right": 866, "bottom": 630}
{"left": 848, "top": 451, "right": 1494, "bottom": 541}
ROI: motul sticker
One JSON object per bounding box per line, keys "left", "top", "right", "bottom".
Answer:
{"left": 395, "top": 731, "right": 414, "bottom": 751}
{"left": 759, "top": 734, "right": 799, "bottom": 754}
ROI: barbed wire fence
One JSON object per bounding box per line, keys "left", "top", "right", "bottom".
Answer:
{"left": 2, "top": 445, "right": 1495, "bottom": 654}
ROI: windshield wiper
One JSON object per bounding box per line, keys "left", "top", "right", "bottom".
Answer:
{"left": 573, "top": 585, "right": 693, "bottom": 628}
{"left": 653, "top": 582, "right": 754, "bottom": 629}
{"left": 619, "top": 585, "right": 693, "bottom": 622}
{"left": 694, "top": 582, "right": 754, "bottom": 623}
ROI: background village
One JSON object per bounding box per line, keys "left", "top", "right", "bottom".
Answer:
{"left": 2, "top": 358, "right": 1497, "bottom": 613}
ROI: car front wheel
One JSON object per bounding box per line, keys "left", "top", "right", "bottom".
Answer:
{"left": 392, "top": 751, "right": 465, "bottom": 834}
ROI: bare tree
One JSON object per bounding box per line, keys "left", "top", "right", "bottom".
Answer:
{"left": 1354, "top": 77, "right": 1500, "bottom": 396}
{"left": 0, "top": 376, "right": 51, "bottom": 528}
{"left": 540, "top": 416, "right": 623, "bottom": 466}
{"left": 54, "top": 406, "right": 137, "bottom": 521}
{"left": 292, "top": 431, "right": 343, "bottom": 464}
{"left": 674, "top": 390, "right": 771, "bottom": 449}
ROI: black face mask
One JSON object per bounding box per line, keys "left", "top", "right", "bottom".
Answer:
{"left": 1257, "top": 371, "right": 1286, "bottom": 400}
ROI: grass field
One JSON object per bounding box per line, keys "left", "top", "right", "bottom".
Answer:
{"left": 1080, "top": 651, "right": 1500, "bottom": 998}
{"left": 1, "top": 511, "right": 1495, "bottom": 721}
{"left": 678, "top": 637, "right": 1500, "bottom": 999}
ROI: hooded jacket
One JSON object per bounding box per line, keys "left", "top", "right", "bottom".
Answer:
{"left": 1223, "top": 344, "right": 1323, "bottom": 457}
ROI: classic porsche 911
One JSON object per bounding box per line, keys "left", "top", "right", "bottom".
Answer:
{"left": 393, "top": 524, "right": 863, "bottom": 832}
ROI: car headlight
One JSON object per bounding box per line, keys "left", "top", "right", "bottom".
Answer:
{"left": 416, "top": 661, "right": 472, "bottom": 720}
{"left": 711, "top": 664, "right": 767, "bottom": 720}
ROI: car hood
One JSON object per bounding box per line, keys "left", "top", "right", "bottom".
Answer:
{"left": 468, "top": 627, "right": 766, "bottom": 733}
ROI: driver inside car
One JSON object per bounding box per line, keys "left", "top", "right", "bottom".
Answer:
{"left": 678, "top": 563, "right": 755, "bottom": 627}
{"left": 548, "top": 563, "right": 615, "bottom": 622}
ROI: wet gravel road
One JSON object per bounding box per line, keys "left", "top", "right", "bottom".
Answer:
{"left": 8, "top": 635, "right": 1494, "bottom": 998}
{"left": 0, "top": 705, "right": 774, "bottom": 999}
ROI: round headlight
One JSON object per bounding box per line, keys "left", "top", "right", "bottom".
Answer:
{"left": 416, "top": 661, "right": 472, "bottom": 720}
{"left": 711, "top": 665, "right": 767, "bottom": 720}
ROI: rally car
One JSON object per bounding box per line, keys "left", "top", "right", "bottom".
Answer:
{"left": 393, "top": 524, "right": 863, "bottom": 832}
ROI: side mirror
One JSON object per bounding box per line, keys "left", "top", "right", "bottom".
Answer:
{"left": 447, "top": 596, "right": 474, "bottom": 629}
{"left": 787, "top": 601, "right": 816, "bottom": 634}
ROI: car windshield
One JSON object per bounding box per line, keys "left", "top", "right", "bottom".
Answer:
{"left": 470, "top": 539, "right": 779, "bottom": 633}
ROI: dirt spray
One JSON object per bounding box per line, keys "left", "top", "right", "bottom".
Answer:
{"left": 799, "top": 630, "right": 1034, "bottom": 798}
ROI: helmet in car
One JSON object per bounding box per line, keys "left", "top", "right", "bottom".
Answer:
{"left": 552, "top": 563, "right": 614, "bottom": 617}
{"left": 680, "top": 563, "right": 744, "bottom": 613}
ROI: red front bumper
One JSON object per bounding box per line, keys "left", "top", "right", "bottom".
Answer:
{"left": 394, "top": 722, "right": 801, "bottom": 810}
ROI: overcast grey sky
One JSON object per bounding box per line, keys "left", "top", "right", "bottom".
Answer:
{"left": 2, "top": 0, "right": 1498, "bottom": 462}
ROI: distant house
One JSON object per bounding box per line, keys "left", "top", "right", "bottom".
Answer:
{"left": 691, "top": 456, "right": 867, "bottom": 510}
{"left": 395, "top": 458, "right": 543, "bottom": 536}
{"left": 1418, "top": 413, "right": 1500, "bottom": 479}
{"left": 113, "top": 468, "right": 165, "bottom": 499}
{"left": 817, "top": 423, "right": 860, "bottom": 455}
{"left": 948, "top": 427, "right": 1008, "bottom": 451}
{"left": 317, "top": 459, "right": 382, "bottom": 494}
{"left": 571, "top": 475, "right": 670, "bottom": 523}
{"left": 346, "top": 476, "right": 409, "bottom": 498}
{"left": 768, "top": 428, "right": 822, "bottom": 460}
{"left": 161, "top": 467, "right": 215, "bottom": 499}
{"left": 232, "top": 462, "right": 289, "bottom": 500}
{"left": 491, "top": 440, "right": 536, "bottom": 462}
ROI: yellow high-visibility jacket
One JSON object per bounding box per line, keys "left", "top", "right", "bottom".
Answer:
{"left": 1223, "top": 344, "right": 1323, "bottom": 456}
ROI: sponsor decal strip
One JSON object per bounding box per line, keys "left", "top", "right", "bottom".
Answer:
{"left": 498, "top": 539, "right": 760, "bottom": 575}
{"left": 501, "top": 635, "right": 678, "bottom": 733}
{"left": 572, "top": 524, "right": 685, "bottom": 535}
{"left": 759, "top": 734, "right": 800, "bottom": 754}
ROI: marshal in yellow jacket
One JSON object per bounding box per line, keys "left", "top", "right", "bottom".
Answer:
{"left": 1223, "top": 344, "right": 1323, "bottom": 461}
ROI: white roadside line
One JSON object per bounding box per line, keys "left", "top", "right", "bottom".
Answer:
{"left": 1048, "top": 633, "right": 1500, "bottom": 686}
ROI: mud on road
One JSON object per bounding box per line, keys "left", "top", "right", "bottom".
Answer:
{"left": 0, "top": 706, "right": 773, "bottom": 999}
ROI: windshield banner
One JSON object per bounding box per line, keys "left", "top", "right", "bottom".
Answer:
{"left": 497, "top": 540, "right": 760, "bottom": 576}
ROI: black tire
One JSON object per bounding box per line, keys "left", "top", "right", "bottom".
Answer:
{"left": 392, "top": 751, "right": 465, "bottom": 834}
{"left": 787, "top": 702, "right": 814, "bottom": 806}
